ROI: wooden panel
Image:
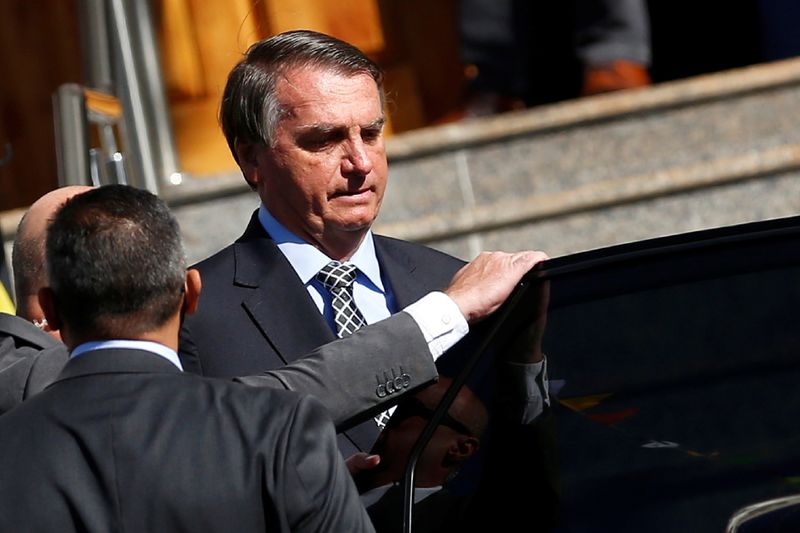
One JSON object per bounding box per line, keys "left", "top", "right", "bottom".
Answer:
{"left": 159, "top": 0, "right": 205, "bottom": 98}
{"left": 0, "top": 0, "right": 465, "bottom": 187}
{"left": 0, "top": 0, "right": 82, "bottom": 211}
{"left": 382, "top": 64, "right": 425, "bottom": 133}
{"left": 260, "top": 0, "right": 385, "bottom": 55}
{"left": 157, "top": 0, "right": 463, "bottom": 175}
{"left": 378, "top": 0, "right": 464, "bottom": 125}
{"left": 158, "top": 0, "right": 263, "bottom": 174}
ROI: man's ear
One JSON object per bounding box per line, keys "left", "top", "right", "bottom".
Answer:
{"left": 447, "top": 436, "right": 480, "bottom": 463}
{"left": 234, "top": 140, "right": 263, "bottom": 190}
{"left": 182, "top": 269, "right": 202, "bottom": 316}
{"left": 37, "top": 287, "right": 62, "bottom": 332}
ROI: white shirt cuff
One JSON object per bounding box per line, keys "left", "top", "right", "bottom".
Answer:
{"left": 402, "top": 291, "right": 469, "bottom": 361}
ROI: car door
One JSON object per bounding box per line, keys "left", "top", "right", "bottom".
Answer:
{"left": 378, "top": 214, "right": 800, "bottom": 533}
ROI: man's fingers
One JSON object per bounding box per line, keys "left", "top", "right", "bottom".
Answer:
{"left": 345, "top": 452, "right": 381, "bottom": 476}
{"left": 511, "top": 250, "right": 549, "bottom": 271}
{"left": 445, "top": 250, "right": 549, "bottom": 323}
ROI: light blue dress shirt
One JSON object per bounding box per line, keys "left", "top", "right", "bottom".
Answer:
{"left": 258, "top": 204, "right": 546, "bottom": 423}
{"left": 258, "top": 205, "right": 396, "bottom": 330}
{"left": 71, "top": 339, "right": 183, "bottom": 370}
{"left": 258, "top": 205, "right": 469, "bottom": 361}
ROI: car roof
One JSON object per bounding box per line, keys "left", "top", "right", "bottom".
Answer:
{"left": 512, "top": 213, "right": 800, "bottom": 309}
{"left": 533, "top": 213, "right": 800, "bottom": 278}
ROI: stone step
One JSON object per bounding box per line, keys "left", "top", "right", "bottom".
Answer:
{"left": 167, "top": 56, "right": 800, "bottom": 264}
{"left": 376, "top": 56, "right": 800, "bottom": 259}
{"left": 3, "top": 57, "right": 800, "bottom": 277}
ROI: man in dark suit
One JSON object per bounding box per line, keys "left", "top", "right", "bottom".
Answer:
{"left": 0, "top": 312, "right": 66, "bottom": 413}
{"left": 1, "top": 187, "right": 535, "bottom": 430}
{"left": 0, "top": 184, "right": 374, "bottom": 532}
{"left": 178, "top": 29, "right": 549, "bottom": 458}
{"left": 0, "top": 185, "right": 90, "bottom": 414}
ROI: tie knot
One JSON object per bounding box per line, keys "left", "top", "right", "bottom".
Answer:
{"left": 316, "top": 261, "right": 358, "bottom": 290}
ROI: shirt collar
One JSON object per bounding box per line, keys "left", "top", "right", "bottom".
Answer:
{"left": 359, "top": 483, "right": 443, "bottom": 508}
{"left": 70, "top": 340, "right": 184, "bottom": 371}
{"left": 258, "top": 204, "right": 385, "bottom": 291}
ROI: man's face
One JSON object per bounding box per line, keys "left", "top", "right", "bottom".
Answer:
{"left": 253, "top": 66, "right": 388, "bottom": 255}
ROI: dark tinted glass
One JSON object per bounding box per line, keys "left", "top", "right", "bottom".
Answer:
{"left": 376, "top": 217, "right": 800, "bottom": 533}
{"left": 530, "top": 218, "right": 800, "bottom": 532}
{"left": 387, "top": 396, "right": 476, "bottom": 437}
{"left": 545, "top": 262, "right": 800, "bottom": 532}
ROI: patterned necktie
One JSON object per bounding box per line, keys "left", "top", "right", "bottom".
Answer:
{"left": 316, "top": 260, "right": 394, "bottom": 430}
{"left": 315, "top": 261, "right": 366, "bottom": 337}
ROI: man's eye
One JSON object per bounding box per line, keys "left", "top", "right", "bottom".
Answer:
{"left": 298, "top": 137, "right": 333, "bottom": 151}
{"left": 362, "top": 129, "right": 382, "bottom": 143}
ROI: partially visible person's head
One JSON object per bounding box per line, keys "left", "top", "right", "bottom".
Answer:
{"left": 221, "top": 30, "right": 388, "bottom": 260}
{"left": 42, "top": 185, "right": 188, "bottom": 344}
{"left": 11, "top": 185, "right": 93, "bottom": 334}
{"left": 359, "top": 376, "right": 489, "bottom": 490}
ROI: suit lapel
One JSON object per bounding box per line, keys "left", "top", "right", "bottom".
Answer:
{"left": 234, "top": 217, "right": 378, "bottom": 451}
{"left": 233, "top": 214, "right": 335, "bottom": 365}
{"left": 374, "top": 236, "right": 430, "bottom": 309}
{"left": 345, "top": 236, "right": 437, "bottom": 451}
{"left": 230, "top": 223, "right": 435, "bottom": 452}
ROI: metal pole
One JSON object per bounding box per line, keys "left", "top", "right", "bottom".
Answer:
{"left": 107, "top": 0, "right": 160, "bottom": 192}
{"left": 52, "top": 84, "right": 91, "bottom": 187}
{"left": 76, "top": 0, "right": 114, "bottom": 93}
{"left": 126, "top": 0, "right": 183, "bottom": 187}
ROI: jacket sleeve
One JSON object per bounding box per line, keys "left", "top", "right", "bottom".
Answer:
{"left": 281, "top": 394, "right": 376, "bottom": 533}
{"left": 0, "top": 342, "right": 68, "bottom": 415}
{"left": 235, "top": 312, "right": 438, "bottom": 431}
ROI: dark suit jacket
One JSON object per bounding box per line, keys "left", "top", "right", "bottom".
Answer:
{"left": 0, "top": 348, "right": 374, "bottom": 533}
{"left": 0, "top": 312, "right": 68, "bottom": 415}
{"left": 0, "top": 312, "right": 439, "bottom": 431}
{"left": 179, "top": 211, "right": 467, "bottom": 454}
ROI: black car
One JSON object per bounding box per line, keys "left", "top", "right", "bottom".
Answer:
{"left": 385, "top": 213, "right": 800, "bottom": 533}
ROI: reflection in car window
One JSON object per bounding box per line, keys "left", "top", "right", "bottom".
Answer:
{"left": 544, "top": 263, "right": 800, "bottom": 532}
{"left": 362, "top": 218, "right": 800, "bottom": 533}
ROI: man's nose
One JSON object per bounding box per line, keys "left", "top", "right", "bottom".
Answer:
{"left": 342, "top": 139, "right": 373, "bottom": 176}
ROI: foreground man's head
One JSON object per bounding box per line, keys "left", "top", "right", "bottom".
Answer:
{"left": 39, "top": 184, "right": 200, "bottom": 349}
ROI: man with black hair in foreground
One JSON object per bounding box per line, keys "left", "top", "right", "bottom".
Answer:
{"left": 0, "top": 184, "right": 374, "bottom": 532}
{"left": 1, "top": 184, "right": 542, "bottom": 436}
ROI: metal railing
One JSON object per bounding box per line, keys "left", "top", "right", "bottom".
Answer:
{"left": 55, "top": 0, "right": 183, "bottom": 193}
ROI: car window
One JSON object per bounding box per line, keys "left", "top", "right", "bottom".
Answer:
{"left": 367, "top": 216, "right": 800, "bottom": 533}
{"left": 545, "top": 263, "right": 800, "bottom": 532}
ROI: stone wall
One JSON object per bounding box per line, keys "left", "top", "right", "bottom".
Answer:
{"left": 3, "top": 57, "right": 800, "bottom": 290}
{"left": 170, "top": 57, "right": 800, "bottom": 263}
